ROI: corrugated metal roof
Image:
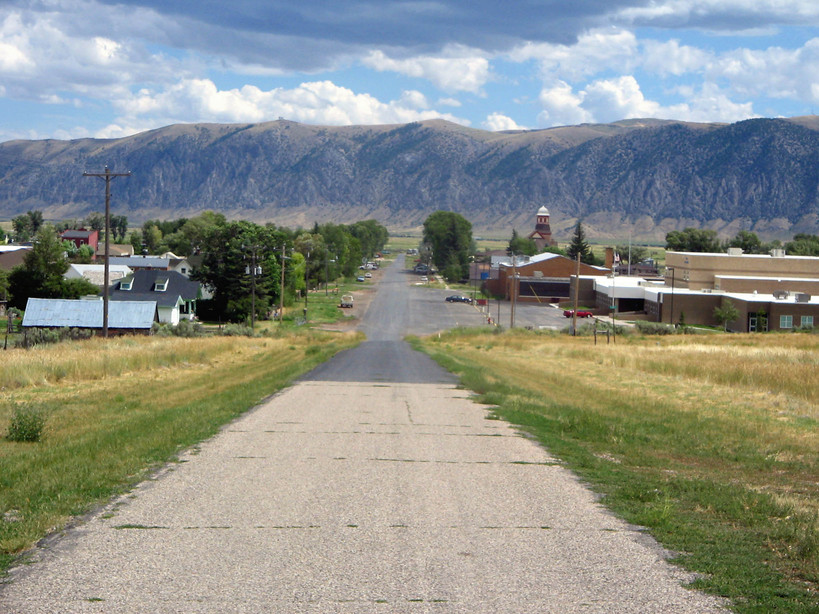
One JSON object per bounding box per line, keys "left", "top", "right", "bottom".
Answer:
{"left": 23, "top": 298, "right": 156, "bottom": 329}
{"left": 109, "top": 256, "right": 169, "bottom": 269}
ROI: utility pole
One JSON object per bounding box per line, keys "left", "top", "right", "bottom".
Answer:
{"left": 304, "top": 250, "right": 310, "bottom": 323}
{"left": 83, "top": 166, "right": 131, "bottom": 338}
{"left": 242, "top": 243, "right": 262, "bottom": 330}
{"left": 510, "top": 254, "right": 517, "bottom": 329}
{"left": 572, "top": 252, "right": 580, "bottom": 336}
{"left": 279, "top": 245, "right": 288, "bottom": 326}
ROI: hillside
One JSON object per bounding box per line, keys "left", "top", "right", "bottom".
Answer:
{"left": 2, "top": 117, "right": 819, "bottom": 241}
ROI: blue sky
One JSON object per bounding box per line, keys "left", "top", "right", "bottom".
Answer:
{"left": 3, "top": 0, "right": 819, "bottom": 143}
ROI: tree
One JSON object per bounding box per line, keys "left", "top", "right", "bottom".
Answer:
{"left": 84, "top": 212, "right": 105, "bottom": 232}
{"left": 8, "top": 225, "right": 92, "bottom": 309}
{"left": 62, "top": 240, "right": 94, "bottom": 264}
{"left": 713, "top": 299, "right": 740, "bottom": 331}
{"left": 142, "top": 223, "right": 163, "bottom": 254}
{"left": 110, "top": 215, "right": 129, "bottom": 243}
{"left": 784, "top": 233, "right": 819, "bottom": 256}
{"left": 348, "top": 220, "right": 388, "bottom": 259}
{"left": 665, "top": 228, "right": 721, "bottom": 253}
{"left": 566, "top": 222, "right": 595, "bottom": 265}
{"left": 422, "top": 211, "right": 473, "bottom": 282}
{"left": 0, "top": 268, "right": 8, "bottom": 302}
{"left": 507, "top": 229, "right": 537, "bottom": 256}
{"left": 11, "top": 210, "right": 43, "bottom": 243}
{"left": 193, "top": 220, "right": 289, "bottom": 323}
{"left": 727, "top": 230, "right": 765, "bottom": 254}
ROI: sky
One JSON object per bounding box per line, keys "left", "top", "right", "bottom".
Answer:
{"left": 3, "top": 0, "right": 819, "bottom": 143}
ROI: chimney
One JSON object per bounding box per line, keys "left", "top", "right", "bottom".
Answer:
{"left": 604, "top": 247, "right": 614, "bottom": 270}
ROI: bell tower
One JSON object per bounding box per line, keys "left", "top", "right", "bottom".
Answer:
{"left": 528, "top": 205, "right": 556, "bottom": 250}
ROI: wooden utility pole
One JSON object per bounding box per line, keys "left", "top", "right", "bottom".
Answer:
{"left": 83, "top": 166, "right": 131, "bottom": 338}
{"left": 510, "top": 254, "right": 517, "bottom": 328}
{"left": 572, "top": 252, "right": 580, "bottom": 336}
{"left": 279, "top": 245, "right": 287, "bottom": 326}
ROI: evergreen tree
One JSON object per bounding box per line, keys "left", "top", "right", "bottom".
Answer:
{"left": 566, "top": 222, "right": 595, "bottom": 264}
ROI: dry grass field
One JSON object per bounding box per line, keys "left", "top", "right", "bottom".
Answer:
{"left": 416, "top": 329, "right": 819, "bottom": 612}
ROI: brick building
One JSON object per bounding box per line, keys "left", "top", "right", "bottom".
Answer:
{"left": 485, "top": 252, "right": 609, "bottom": 303}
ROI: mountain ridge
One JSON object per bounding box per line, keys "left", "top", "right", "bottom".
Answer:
{"left": 2, "top": 117, "right": 818, "bottom": 241}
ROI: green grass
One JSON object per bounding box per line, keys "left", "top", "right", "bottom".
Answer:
{"left": 412, "top": 329, "right": 819, "bottom": 613}
{"left": 0, "top": 330, "right": 362, "bottom": 574}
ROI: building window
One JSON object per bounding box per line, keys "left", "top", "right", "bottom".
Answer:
{"left": 154, "top": 279, "right": 168, "bottom": 292}
{"left": 120, "top": 280, "right": 132, "bottom": 291}
{"left": 780, "top": 315, "right": 793, "bottom": 329}
{"left": 801, "top": 315, "right": 814, "bottom": 328}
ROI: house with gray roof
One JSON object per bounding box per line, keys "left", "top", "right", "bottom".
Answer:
{"left": 110, "top": 269, "right": 200, "bottom": 325}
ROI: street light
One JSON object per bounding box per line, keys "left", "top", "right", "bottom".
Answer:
{"left": 325, "top": 254, "right": 336, "bottom": 297}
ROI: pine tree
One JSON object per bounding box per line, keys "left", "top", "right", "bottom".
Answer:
{"left": 566, "top": 222, "right": 594, "bottom": 264}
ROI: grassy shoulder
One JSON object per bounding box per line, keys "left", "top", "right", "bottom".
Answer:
{"left": 0, "top": 329, "right": 362, "bottom": 574}
{"left": 411, "top": 328, "right": 819, "bottom": 613}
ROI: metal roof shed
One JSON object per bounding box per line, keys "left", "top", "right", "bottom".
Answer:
{"left": 23, "top": 298, "right": 157, "bottom": 333}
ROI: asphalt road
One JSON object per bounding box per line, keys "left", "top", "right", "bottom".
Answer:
{"left": 0, "top": 256, "right": 727, "bottom": 613}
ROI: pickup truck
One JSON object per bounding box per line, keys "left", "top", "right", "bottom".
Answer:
{"left": 563, "top": 309, "right": 594, "bottom": 318}
{"left": 340, "top": 294, "right": 354, "bottom": 308}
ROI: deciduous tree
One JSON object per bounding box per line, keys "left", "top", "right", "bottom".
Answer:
{"left": 422, "top": 211, "right": 473, "bottom": 282}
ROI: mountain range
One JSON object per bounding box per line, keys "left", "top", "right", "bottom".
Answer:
{"left": 3, "top": 116, "right": 819, "bottom": 241}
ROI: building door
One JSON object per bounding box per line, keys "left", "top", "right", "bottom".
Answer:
{"left": 748, "top": 315, "right": 768, "bottom": 332}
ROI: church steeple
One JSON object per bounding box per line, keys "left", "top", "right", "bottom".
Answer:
{"left": 528, "top": 205, "right": 555, "bottom": 250}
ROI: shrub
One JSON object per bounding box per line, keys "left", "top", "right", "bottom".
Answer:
{"left": 152, "top": 320, "right": 206, "bottom": 338}
{"left": 635, "top": 321, "right": 677, "bottom": 335}
{"left": 15, "top": 327, "right": 94, "bottom": 348}
{"left": 219, "top": 323, "right": 255, "bottom": 337}
{"left": 6, "top": 403, "right": 48, "bottom": 442}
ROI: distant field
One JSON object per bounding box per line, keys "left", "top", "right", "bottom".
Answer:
{"left": 415, "top": 330, "right": 819, "bottom": 613}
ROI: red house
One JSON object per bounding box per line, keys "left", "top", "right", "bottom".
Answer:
{"left": 61, "top": 229, "right": 99, "bottom": 258}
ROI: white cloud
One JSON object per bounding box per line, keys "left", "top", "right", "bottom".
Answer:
{"left": 482, "top": 113, "right": 525, "bottom": 131}
{"left": 537, "top": 81, "right": 594, "bottom": 126}
{"left": 582, "top": 76, "right": 670, "bottom": 121}
{"left": 0, "top": 5, "right": 183, "bottom": 103}
{"left": 641, "top": 39, "right": 710, "bottom": 76}
{"left": 705, "top": 38, "right": 819, "bottom": 103}
{"left": 537, "top": 77, "right": 753, "bottom": 127}
{"left": 104, "top": 78, "right": 468, "bottom": 137}
{"left": 362, "top": 47, "right": 490, "bottom": 93}
{"left": 509, "top": 29, "right": 639, "bottom": 81}
{"left": 398, "top": 90, "right": 429, "bottom": 109}
{"left": 437, "top": 97, "right": 462, "bottom": 107}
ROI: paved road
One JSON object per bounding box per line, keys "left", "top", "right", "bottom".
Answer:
{"left": 0, "top": 257, "right": 727, "bottom": 613}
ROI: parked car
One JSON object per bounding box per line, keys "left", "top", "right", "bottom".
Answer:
{"left": 356, "top": 276, "right": 366, "bottom": 282}
{"left": 446, "top": 295, "right": 471, "bottom": 303}
{"left": 563, "top": 309, "right": 594, "bottom": 318}
{"left": 364, "top": 272, "right": 372, "bottom": 278}
{"left": 339, "top": 294, "right": 354, "bottom": 308}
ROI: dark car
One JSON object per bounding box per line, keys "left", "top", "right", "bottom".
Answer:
{"left": 446, "top": 295, "right": 471, "bottom": 303}
{"left": 563, "top": 309, "right": 593, "bottom": 318}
